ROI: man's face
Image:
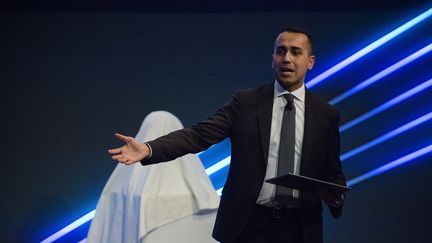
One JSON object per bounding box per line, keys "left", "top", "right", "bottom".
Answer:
{"left": 272, "top": 32, "right": 315, "bottom": 92}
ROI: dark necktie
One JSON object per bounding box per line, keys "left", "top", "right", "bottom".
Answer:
{"left": 275, "top": 93, "right": 296, "bottom": 204}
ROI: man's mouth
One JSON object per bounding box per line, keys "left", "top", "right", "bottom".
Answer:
{"left": 280, "top": 67, "right": 294, "bottom": 74}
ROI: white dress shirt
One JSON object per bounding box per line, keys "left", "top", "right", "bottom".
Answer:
{"left": 256, "top": 81, "right": 305, "bottom": 205}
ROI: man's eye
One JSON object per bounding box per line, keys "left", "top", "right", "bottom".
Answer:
{"left": 292, "top": 50, "right": 302, "bottom": 56}
{"left": 276, "top": 49, "right": 286, "bottom": 55}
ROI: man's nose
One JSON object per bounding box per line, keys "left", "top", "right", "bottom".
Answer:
{"left": 283, "top": 53, "right": 293, "bottom": 63}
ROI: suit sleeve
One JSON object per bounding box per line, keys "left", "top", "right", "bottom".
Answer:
{"left": 141, "top": 93, "right": 239, "bottom": 165}
{"left": 325, "top": 108, "right": 347, "bottom": 218}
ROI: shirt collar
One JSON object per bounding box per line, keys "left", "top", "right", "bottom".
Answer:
{"left": 274, "top": 80, "right": 305, "bottom": 102}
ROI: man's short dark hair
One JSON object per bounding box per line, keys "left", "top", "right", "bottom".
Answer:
{"left": 278, "top": 27, "right": 314, "bottom": 55}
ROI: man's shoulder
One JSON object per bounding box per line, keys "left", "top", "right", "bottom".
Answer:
{"left": 235, "top": 83, "right": 273, "bottom": 97}
{"left": 306, "top": 89, "right": 340, "bottom": 116}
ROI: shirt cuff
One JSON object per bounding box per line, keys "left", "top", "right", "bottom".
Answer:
{"left": 144, "top": 143, "right": 152, "bottom": 159}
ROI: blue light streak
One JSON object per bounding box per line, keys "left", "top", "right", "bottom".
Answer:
{"left": 347, "top": 144, "right": 432, "bottom": 186}
{"left": 216, "top": 187, "right": 223, "bottom": 196}
{"left": 340, "top": 77, "right": 432, "bottom": 132}
{"left": 40, "top": 210, "right": 95, "bottom": 243}
{"left": 205, "top": 156, "right": 231, "bottom": 175}
{"left": 341, "top": 112, "right": 432, "bottom": 161}
{"left": 329, "top": 43, "right": 432, "bottom": 105}
{"left": 306, "top": 8, "right": 432, "bottom": 89}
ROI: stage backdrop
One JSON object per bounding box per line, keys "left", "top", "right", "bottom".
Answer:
{"left": 1, "top": 8, "right": 431, "bottom": 242}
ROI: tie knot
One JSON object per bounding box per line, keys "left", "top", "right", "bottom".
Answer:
{"left": 283, "top": 94, "right": 295, "bottom": 110}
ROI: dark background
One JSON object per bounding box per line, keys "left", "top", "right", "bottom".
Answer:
{"left": 1, "top": 1, "right": 431, "bottom": 242}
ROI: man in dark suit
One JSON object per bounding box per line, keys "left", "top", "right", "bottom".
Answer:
{"left": 109, "top": 27, "right": 346, "bottom": 243}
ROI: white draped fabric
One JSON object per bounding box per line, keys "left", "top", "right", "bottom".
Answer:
{"left": 87, "top": 111, "right": 219, "bottom": 243}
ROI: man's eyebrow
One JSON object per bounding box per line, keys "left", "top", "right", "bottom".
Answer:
{"left": 275, "top": 45, "right": 303, "bottom": 51}
{"left": 290, "top": 46, "right": 303, "bottom": 51}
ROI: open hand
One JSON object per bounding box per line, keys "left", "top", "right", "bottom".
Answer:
{"left": 108, "top": 133, "right": 150, "bottom": 165}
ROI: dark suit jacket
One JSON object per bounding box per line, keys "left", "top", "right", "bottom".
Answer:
{"left": 142, "top": 83, "right": 346, "bottom": 243}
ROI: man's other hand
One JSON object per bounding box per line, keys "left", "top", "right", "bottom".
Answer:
{"left": 317, "top": 190, "right": 345, "bottom": 207}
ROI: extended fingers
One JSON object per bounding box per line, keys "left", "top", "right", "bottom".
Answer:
{"left": 116, "top": 156, "right": 137, "bottom": 165}
{"left": 117, "top": 156, "right": 129, "bottom": 163}
{"left": 109, "top": 133, "right": 138, "bottom": 165}
{"left": 124, "top": 160, "right": 137, "bottom": 165}
{"left": 108, "top": 148, "right": 122, "bottom": 155}
{"left": 111, "top": 154, "right": 128, "bottom": 163}
{"left": 111, "top": 154, "right": 124, "bottom": 160}
{"left": 114, "top": 133, "right": 132, "bottom": 143}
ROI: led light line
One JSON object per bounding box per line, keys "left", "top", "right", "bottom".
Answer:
{"left": 205, "top": 156, "right": 231, "bottom": 175}
{"left": 341, "top": 112, "right": 432, "bottom": 161}
{"left": 347, "top": 144, "right": 432, "bottom": 186}
{"left": 306, "top": 8, "right": 432, "bottom": 89}
{"left": 340, "top": 77, "right": 432, "bottom": 132}
{"left": 40, "top": 210, "right": 95, "bottom": 243}
{"left": 329, "top": 43, "right": 432, "bottom": 105}
{"left": 216, "top": 187, "right": 223, "bottom": 196}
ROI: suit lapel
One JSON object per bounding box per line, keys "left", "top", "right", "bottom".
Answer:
{"left": 300, "top": 89, "right": 318, "bottom": 173}
{"left": 258, "top": 84, "right": 274, "bottom": 164}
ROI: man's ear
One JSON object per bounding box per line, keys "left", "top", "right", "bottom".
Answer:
{"left": 308, "top": 55, "right": 315, "bottom": 70}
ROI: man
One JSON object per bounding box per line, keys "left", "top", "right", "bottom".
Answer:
{"left": 109, "top": 27, "right": 346, "bottom": 243}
